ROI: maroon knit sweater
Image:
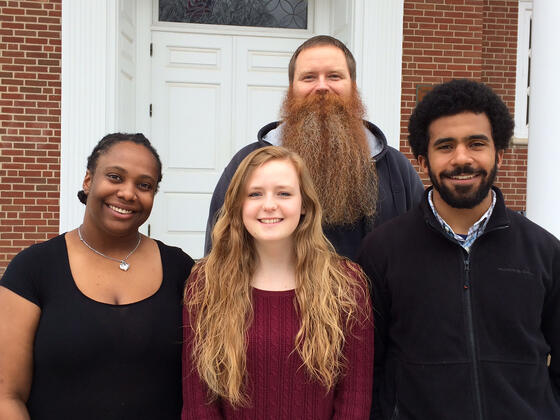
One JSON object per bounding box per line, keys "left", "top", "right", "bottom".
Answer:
{"left": 182, "top": 275, "right": 374, "bottom": 419}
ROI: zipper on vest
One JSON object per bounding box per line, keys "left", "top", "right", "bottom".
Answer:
{"left": 463, "top": 256, "right": 484, "bottom": 419}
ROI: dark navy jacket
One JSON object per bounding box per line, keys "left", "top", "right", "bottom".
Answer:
{"left": 359, "top": 187, "right": 560, "bottom": 419}
{"left": 204, "top": 121, "right": 424, "bottom": 260}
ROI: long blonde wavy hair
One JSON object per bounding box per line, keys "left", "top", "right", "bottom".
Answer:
{"left": 185, "top": 146, "right": 368, "bottom": 406}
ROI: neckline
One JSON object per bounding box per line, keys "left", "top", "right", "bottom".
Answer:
{"left": 251, "top": 286, "right": 295, "bottom": 297}
{"left": 62, "top": 233, "right": 165, "bottom": 307}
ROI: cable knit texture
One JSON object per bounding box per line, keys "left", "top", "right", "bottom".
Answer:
{"left": 182, "top": 278, "right": 374, "bottom": 419}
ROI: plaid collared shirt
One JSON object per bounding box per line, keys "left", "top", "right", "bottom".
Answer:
{"left": 428, "top": 189, "right": 496, "bottom": 253}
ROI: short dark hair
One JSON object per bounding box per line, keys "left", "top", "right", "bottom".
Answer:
{"left": 77, "top": 133, "right": 162, "bottom": 204}
{"left": 408, "top": 79, "right": 514, "bottom": 159}
{"left": 288, "top": 35, "right": 356, "bottom": 84}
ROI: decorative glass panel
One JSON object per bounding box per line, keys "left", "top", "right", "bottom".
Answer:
{"left": 159, "top": 0, "right": 308, "bottom": 29}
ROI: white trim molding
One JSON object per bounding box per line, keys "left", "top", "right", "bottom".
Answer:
{"left": 514, "top": 1, "right": 532, "bottom": 141}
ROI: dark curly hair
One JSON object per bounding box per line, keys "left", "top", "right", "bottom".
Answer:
{"left": 77, "top": 133, "right": 162, "bottom": 204}
{"left": 408, "top": 79, "right": 514, "bottom": 159}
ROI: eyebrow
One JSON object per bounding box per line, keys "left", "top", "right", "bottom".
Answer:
{"left": 246, "top": 184, "right": 295, "bottom": 190}
{"left": 297, "top": 68, "right": 347, "bottom": 76}
{"left": 105, "top": 165, "right": 126, "bottom": 173}
{"left": 432, "top": 134, "right": 490, "bottom": 147}
{"left": 297, "top": 70, "right": 316, "bottom": 78}
{"left": 105, "top": 166, "right": 156, "bottom": 182}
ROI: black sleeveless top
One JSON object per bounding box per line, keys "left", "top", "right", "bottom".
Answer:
{"left": 1, "top": 234, "right": 194, "bottom": 419}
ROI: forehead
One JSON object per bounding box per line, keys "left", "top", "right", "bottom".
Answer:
{"left": 294, "top": 45, "right": 349, "bottom": 74}
{"left": 246, "top": 159, "right": 299, "bottom": 185}
{"left": 96, "top": 141, "right": 158, "bottom": 172}
{"left": 428, "top": 111, "right": 493, "bottom": 143}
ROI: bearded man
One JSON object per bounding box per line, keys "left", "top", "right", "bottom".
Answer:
{"left": 359, "top": 79, "right": 560, "bottom": 419}
{"left": 204, "top": 35, "right": 424, "bottom": 259}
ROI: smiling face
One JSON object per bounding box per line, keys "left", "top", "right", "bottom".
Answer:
{"left": 291, "top": 45, "right": 353, "bottom": 100}
{"left": 242, "top": 159, "right": 304, "bottom": 249}
{"left": 82, "top": 141, "right": 159, "bottom": 238}
{"left": 418, "top": 111, "right": 503, "bottom": 210}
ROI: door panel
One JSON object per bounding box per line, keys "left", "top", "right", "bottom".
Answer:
{"left": 168, "top": 83, "right": 218, "bottom": 169}
{"left": 150, "top": 32, "right": 233, "bottom": 257}
{"left": 233, "top": 36, "right": 302, "bottom": 151}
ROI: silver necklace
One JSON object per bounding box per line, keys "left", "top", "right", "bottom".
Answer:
{"left": 77, "top": 226, "right": 142, "bottom": 271}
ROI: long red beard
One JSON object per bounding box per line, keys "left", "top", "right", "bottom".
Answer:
{"left": 280, "top": 88, "right": 377, "bottom": 226}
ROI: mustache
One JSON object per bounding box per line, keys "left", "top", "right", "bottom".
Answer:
{"left": 295, "top": 94, "right": 340, "bottom": 115}
{"left": 441, "top": 166, "right": 487, "bottom": 178}
{"left": 281, "top": 88, "right": 364, "bottom": 123}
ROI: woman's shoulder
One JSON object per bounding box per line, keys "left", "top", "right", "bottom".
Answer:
{"left": 7, "top": 233, "right": 67, "bottom": 269}
{"left": 1, "top": 234, "right": 67, "bottom": 305}
{"left": 154, "top": 239, "right": 195, "bottom": 266}
{"left": 332, "top": 256, "right": 370, "bottom": 297}
{"left": 333, "top": 256, "right": 365, "bottom": 278}
{"left": 153, "top": 240, "right": 196, "bottom": 289}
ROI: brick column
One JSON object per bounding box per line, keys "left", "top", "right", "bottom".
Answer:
{"left": 0, "top": 0, "right": 62, "bottom": 275}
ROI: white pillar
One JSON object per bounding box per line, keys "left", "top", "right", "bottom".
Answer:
{"left": 60, "top": 0, "right": 118, "bottom": 233}
{"left": 353, "top": 0, "right": 404, "bottom": 150}
{"left": 526, "top": 0, "right": 560, "bottom": 238}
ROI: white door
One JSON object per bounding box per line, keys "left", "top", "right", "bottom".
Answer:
{"left": 232, "top": 36, "right": 304, "bottom": 151}
{"left": 149, "top": 9, "right": 329, "bottom": 258}
{"left": 150, "top": 32, "right": 234, "bottom": 258}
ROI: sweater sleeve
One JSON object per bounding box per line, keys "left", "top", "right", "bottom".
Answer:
{"left": 332, "top": 268, "right": 375, "bottom": 419}
{"left": 182, "top": 281, "right": 223, "bottom": 420}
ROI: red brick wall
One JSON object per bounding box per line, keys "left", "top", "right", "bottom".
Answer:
{"left": 401, "top": 0, "right": 526, "bottom": 211}
{"left": 0, "top": 0, "right": 61, "bottom": 275}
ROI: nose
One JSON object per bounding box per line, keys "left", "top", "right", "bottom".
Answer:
{"left": 314, "top": 75, "right": 330, "bottom": 94}
{"left": 263, "top": 194, "right": 277, "bottom": 211}
{"left": 452, "top": 144, "right": 473, "bottom": 166}
{"left": 117, "top": 182, "right": 136, "bottom": 201}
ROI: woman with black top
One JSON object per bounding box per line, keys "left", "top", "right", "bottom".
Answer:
{"left": 0, "top": 133, "right": 194, "bottom": 419}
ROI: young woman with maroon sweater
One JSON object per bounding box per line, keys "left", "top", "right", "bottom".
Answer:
{"left": 182, "top": 146, "right": 374, "bottom": 419}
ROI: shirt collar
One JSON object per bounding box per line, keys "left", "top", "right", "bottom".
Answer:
{"left": 428, "top": 189, "right": 496, "bottom": 253}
